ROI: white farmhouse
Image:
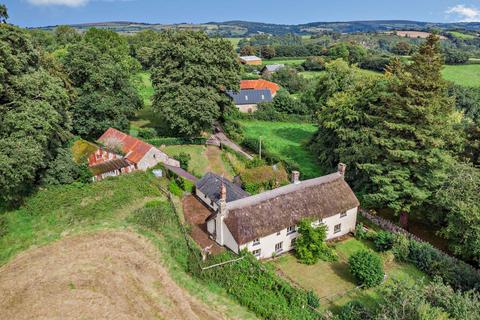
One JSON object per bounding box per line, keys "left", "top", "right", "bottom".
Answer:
{"left": 204, "top": 164, "right": 360, "bottom": 259}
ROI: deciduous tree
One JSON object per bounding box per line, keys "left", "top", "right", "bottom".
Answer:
{"left": 150, "top": 31, "right": 240, "bottom": 136}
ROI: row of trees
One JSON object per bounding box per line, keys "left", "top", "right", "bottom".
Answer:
{"left": 309, "top": 34, "right": 480, "bottom": 265}
{"left": 0, "top": 6, "right": 143, "bottom": 206}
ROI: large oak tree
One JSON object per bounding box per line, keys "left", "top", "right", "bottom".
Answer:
{"left": 150, "top": 30, "right": 240, "bottom": 137}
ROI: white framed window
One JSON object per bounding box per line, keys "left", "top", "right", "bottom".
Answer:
{"left": 252, "top": 238, "right": 260, "bottom": 246}
{"left": 334, "top": 224, "right": 342, "bottom": 234}
{"left": 287, "top": 225, "right": 296, "bottom": 235}
{"left": 277, "top": 231, "right": 281, "bottom": 236}
{"left": 290, "top": 238, "right": 296, "bottom": 248}
{"left": 340, "top": 211, "right": 347, "bottom": 218}
{"left": 252, "top": 249, "right": 261, "bottom": 257}
{"left": 275, "top": 242, "right": 283, "bottom": 253}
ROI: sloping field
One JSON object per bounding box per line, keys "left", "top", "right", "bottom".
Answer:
{"left": 0, "top": 230, "right": 223, "bottom": 320}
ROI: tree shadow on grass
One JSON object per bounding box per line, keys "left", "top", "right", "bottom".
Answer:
{"left": 272, "top": 127, "right": 315, "bottom": 144}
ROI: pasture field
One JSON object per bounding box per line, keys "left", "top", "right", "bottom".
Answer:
{"left": 448, "top": 31, "right": 476, "bottom": 40}
{"left": 442, "top": 64, "right": 480, "bottom": 87}
{"left": 225, "top": 37, "right": 243, "bottom": 48}
{"left": 263, "top": 57, "right": 306, "bottom": 66}
{"left": 238, "top": 120, "right": 322, "bottom": 178}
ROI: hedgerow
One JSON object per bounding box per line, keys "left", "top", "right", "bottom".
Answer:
{"left": 190, "top": 252, "right": 321, "bottom": 320}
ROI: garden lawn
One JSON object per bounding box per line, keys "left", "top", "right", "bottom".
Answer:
{"left": 161, "top": 145, "right": 234, "bottom": 179}
{"left": 442, "top": 64, "right": 480, "bottom": 87}
{"left": 239, "top": 120, "right": 322, "bottom": 178}
{"left": 271, "top": 238, "right": 428, "bottom": 311}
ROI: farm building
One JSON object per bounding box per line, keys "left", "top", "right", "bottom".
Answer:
{"left": 240, "top": 79, "right": 280, "bottom": 96}
{"left": 88, "top": 128, "right": 180, "bottom": 181}
{"left": 195, "top": 172, "right": 249, "bottom": 212}
{"left": 261, "top": 64, "right": 285, "bottom": 76}
{"left": 239, "top": 55, "right": 262, "bottom": 65}
{"left": 202, "top": 164, "right": 359, "bottom": 259}
{"left": 227, "top": 89, "right": 273, "bottom": 113}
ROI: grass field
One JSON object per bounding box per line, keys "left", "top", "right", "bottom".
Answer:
{"left": 271, "top": 238, "right": 427, "bottom": 311}
{"left": 263, "top": 57, "right": 306, "bottom": 66}
{"left": 225, "top": 37, "right": 243, "bottom": 48}
{"left": 300, "top": 68, "right": 383, "bottom": 79}
{"left": 442, "top": 64, "right": 480, "bottom": 87}
{"left": 0, "top": 173, "right": 258, "bottom": 319}
{"left": 448, "top": 31, "right": 476, "bottom": 40}
{"left": 238, "top": 120, "right": 323, "bottom": 178}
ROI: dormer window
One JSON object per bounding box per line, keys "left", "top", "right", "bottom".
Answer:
{"left": 252, "top": 238, "right": 260, "bottom": 246}
{"left": 340, "top": 211, "right": 347, "bottom": 218}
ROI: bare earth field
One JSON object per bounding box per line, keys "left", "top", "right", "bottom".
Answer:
{"left": 0, "top": 230, "right": 223, "bottom": 320}
{"left": 392, "top": 31, "right": 447, "bottom": 40}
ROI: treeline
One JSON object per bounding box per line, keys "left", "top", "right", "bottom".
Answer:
{"left": 238, "top": 32, "right": 476, "bottom": 66}
{"left": 0, "top": 7, "right": 143, "bottom": 206}
{"left": 308, "top": 35, "right": 480, "bottom": 266}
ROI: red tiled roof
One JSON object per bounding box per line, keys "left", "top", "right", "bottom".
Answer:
{"left": 97, "top": 128, "right": 153, "bottom": 164}
{"left": 240, "top": 80, "right": 280, "bottom": 95}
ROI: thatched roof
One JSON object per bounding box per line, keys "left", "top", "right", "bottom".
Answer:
{"left": 224, "top": 172, "right": 359, "bottom": 245}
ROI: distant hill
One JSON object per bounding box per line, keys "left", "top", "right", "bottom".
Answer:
{"left": 35, "top": 20, "right": 480, "bottom": 36}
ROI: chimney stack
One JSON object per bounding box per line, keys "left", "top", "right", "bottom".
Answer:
{"left": 338, "top": 163, "right": 346, "bottom": 177}
{"left": 291, "top": 171, "right": 300, "bottom": 184}
{"left": 220, "top": 182, "right": 227, "bottom": 202}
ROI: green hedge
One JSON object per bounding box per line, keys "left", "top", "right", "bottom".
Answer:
{"left": 190, "top": 252, "right": 321, "bottom": 320}
{"left": 384, "top": 232, "right": 480, "bottom": 292}
{"left": 146, "top": 137, "right": 207, "bottom": 146}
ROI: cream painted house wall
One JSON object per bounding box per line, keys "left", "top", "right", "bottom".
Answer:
{"left": 239, "top": 226, "right": 299, "bottom": 259}
{"left": 236, "top": 207, "right": 358, "bottom": 259}
{"left": 318, "top": 207, "right": 358, "bottom": 239}
{"left": 236, "top": 104, "right": 258, "bottom": 113}
{"left": 208, "top": 216, "right": 240, "bottom": 253}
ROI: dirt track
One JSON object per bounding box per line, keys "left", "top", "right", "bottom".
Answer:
{"left": 0, "top": 230, "right": 223, "bottom": 320}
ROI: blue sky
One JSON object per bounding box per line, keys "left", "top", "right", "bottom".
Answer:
{"left": 4, "top": 0, "right": 480, "bottom": 27}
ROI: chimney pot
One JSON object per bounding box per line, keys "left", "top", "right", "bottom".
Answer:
{"left": 338, "top": 163, "right": 346, "bottom": 176}
{"left": 291, "top": 171, "right": 300, "bottom": 184}
{"left": 220, "top": 183, "right": 227, "bottom": 202}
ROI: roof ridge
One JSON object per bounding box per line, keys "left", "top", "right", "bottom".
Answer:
{"left": 226, "top": 172, "right": 342, "bottom": 211}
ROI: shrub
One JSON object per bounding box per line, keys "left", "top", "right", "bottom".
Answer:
{"left": 306, "top": 290, "right": 320, "bottom": 308}
{"left": 193, "top": 252, "right": 320, "bottom": 320}
{"left": 374, "top": 231, "right": 394, "bottom": 252}
{"left": 137, "top": 127, "right": 157, "bottom": 139}
{"left": 0, "top": 214, "right": 7, "bottom": 238}
{"left": 407, "top": 239, "right": 480, "bottom": 291}
{"left": 176, "top": 152, "right": 191, "bottom": 170}
{"left": 335, "top": 300, "right": 374, "bottom": 320}
{"left": 168, "top": 180, "right": 183, "bottom": 197}
{"left": 295, "top": 219, "right": 337, "bottom": 264}
{"left": 348, "top": 250, "right": 384, "bottom": 288}
{"left": 354, "top": 222, "right": 367, "bottom": 240}
{"left": 391, "top": 233, "right": 410, "bottom": 262}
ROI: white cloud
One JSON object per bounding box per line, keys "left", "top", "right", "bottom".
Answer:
{"left": 446, "top": 4, "right": 480, "bottom": 22}
{"left": 27, "top": 0, "right": 89, "bottom": 6}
